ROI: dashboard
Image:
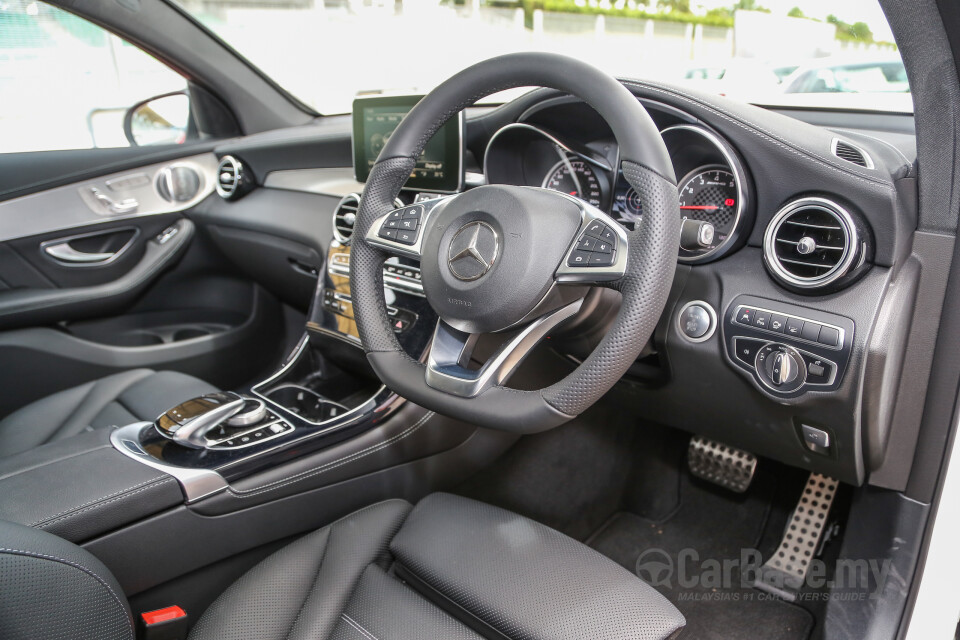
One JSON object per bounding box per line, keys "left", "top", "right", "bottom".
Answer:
{"left": 203, "top": 80, "right": 922, "bottom": 489}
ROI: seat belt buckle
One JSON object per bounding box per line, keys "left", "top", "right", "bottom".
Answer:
{"left": 139, "top": 605, "right": 188, "bottom": 640}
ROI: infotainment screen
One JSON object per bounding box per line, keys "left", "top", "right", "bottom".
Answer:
{"left": 352, "top": 95, "right": 463, "bottom": 193}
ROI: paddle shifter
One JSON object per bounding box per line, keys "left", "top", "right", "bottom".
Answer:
{"left": 156, "top": 391, "right": 267, "bottom": 448}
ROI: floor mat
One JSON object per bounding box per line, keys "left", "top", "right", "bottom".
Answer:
{"left": 588, "top": 472, "right": 814, "bottom": 640}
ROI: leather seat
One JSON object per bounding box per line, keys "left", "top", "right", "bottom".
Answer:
{"left": 0, "top": 493, "right": 685, "bottom": 640}
{"left": 0, "top": 369, "right": 216, "bottom": 458}
{"left": 189, "top": 493, "right": 685, "bottom": 640}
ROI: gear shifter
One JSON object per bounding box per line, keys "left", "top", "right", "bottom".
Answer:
{"left": 156, "top": 391, "right": 247, "bottom": 448}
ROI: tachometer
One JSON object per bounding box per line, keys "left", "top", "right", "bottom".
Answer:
{"left": 678, "top": 167, "right": 738, "bottom": 245}
{"left": 542, "top": 158, "right": 602, "bottom": 208}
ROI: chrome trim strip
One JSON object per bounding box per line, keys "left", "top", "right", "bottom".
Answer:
{"left": 660, "top": 124, "right": 747, "bottom": 264}
{"left": 363, "top": 195, "right": 453, "bottom": 259}
{"left": 332, "top": 193, "right": 361, "bottom": 244}
{"left": 40, "top": 226, "right": 140, "bottom": 267}
{"left": 0, "top": 153, "right": 218, "bottom": 243}
{"left": 251, "top": 335, "right": 389, "bottom": 428}
{"left": 554, "top": 192, "right": 629, "bottom": 283}
{"left": 264, "top": 167, "right": 366, "bottom": 198}
{"left": 483, "top": 123, "right": 613, "bottom": 179}
{"left": 676, "top": 300, "right": 718, "bottom": 343}
{"left": 762, "top": 197, "right": 859, "bottom": 289}
{"left": 425, "top": 298, "right": 584, "bottom": 398}
{"left": 110, "top": 422, "right": 228, "bottom": 503}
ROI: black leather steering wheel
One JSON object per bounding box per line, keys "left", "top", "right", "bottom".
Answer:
{"left": 351, "top": 52, "right": 680, "bottom": 433}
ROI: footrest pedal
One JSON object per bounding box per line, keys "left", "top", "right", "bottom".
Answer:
{"left": 687, "top": 436, "right": 757, "bottom": 493}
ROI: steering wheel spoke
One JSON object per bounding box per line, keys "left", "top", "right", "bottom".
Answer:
{"left": 425, "top": 298, "right": 584, "bottom": 398}
{"left": 554, "top": 199, "right": 630, "bottom": 284}
{"left": 363, "top": 195, "right": 454, "bottom": 259}
{"left": 350, "top": 53, "right": 680, "bottom": 432}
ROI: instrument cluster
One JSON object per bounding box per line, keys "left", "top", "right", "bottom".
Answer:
{"left": 484, "top": 121, "right": 753, "bottom": 263}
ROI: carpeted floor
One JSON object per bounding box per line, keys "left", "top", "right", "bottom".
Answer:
{"left": 456, "top": 402, "right": 815, "bottom": 639}
{"left": 587, "top": 471, "right": 813, "bottom": 640}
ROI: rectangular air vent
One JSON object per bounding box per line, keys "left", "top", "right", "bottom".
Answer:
{"left": 832, "top": 139, "right": 872, "bottom": 169}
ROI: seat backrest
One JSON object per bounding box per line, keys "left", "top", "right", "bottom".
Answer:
{"left": 0, "top": 519, "right": 133, "bottom": 640}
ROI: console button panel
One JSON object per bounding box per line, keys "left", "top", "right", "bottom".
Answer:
{"left": 724, "top": 295, "right": 853, "bottom": 398}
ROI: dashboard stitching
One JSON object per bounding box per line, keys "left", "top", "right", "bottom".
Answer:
{"left": 620, "top": 80, "right": 896, "bottom": 192}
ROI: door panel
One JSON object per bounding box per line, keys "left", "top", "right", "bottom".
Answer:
{"left": 0, "top": 152, "right": 286, "bottom": 417}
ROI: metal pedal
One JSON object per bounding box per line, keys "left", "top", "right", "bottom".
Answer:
{"left": 753, "top": 472, "right": 838, "bottom": 601}
{"left": 687, "top": 436, "right": 757, "bottom": 493}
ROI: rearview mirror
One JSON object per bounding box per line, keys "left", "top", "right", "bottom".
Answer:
{"left": 124, "top": 92, "right": 191, "bottom": 147}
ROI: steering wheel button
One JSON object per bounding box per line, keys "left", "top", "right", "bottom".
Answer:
{"left": 584, "top": 221, "right": 605, "bottom": 238}
{"left": 568, "top": 250, "right": 592, "bottom": 266}
{"left": 577, "top": 236, "right": 598, "bottom": 251}
{"left": 598, "top": 227, "right": 617, "bottom": 244}
{"left": 395, "top": 229, "right": 418, "bottom": 245}
{"left": 379, "top": 227, "right": 398, "bottom": 240}
{"left": 588, "top": 251, "right": 615, "bottom": 266}
{"left": 594, "top": 240, "right": 613, "bottom": 254}
{"left": 399, "top": 218, "right": 419, "bottom": 231}
{"left": 384, "top": 219, "right": 401, "bottom": 229}
{"left": 402, "top": 205, "right": 423, "bottom": 220}
{"left": 388, "top": 210, "right": 404, "bottom": 221}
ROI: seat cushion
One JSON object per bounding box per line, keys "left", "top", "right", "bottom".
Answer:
{"left": 0, "top": 369, "right": 217, "bottom": 458}
{"left": 0, "top": 519, "right": 133, "bottom": 640}
{"left": 189, "top": 494, "right": 685, "bottom": 640}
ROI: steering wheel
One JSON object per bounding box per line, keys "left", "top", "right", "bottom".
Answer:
{"left": 351, "top": 53, "right": 680, "bottom": 433}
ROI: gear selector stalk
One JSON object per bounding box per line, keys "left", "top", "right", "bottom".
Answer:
{"left": 156, "top": 391, "right": 247, "bottom": 448}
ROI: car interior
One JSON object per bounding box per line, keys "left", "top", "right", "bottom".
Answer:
{"left": 1, "top": 0, "right": 959, "bottom": 639}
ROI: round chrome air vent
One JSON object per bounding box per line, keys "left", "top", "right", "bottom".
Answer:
{"left": 764, "top": 197, "right": 861, "bottom": 290}
{"left": 156, "top": 164, "right": 201, "bottom": 203}
{"left": 215, "top": 155, "right": 244, "bottom": 199}
{"left": 332, "top": 194, "right": 403, "bottom": 244}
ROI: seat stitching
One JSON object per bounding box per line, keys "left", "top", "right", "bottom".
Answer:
{"left": 225, "top": 412, "right": 435, "bottom": 498}
{"left": 29, "top": 476, "right": 166, "bottom": 525}
{"left": 282, "top": 528, "right": 332, "bottom": 640}
{"left": 341, "top": 613, "right": 380, "bottom": 640}
{"left": 0, "top": 445, "right": 111, "bottom": 482}
{"left": 0, "top": 547, "right": 133, "bottom": 636}
{"left": 34, "top": 478, "right": 177, "bottom": 528}
{"left": 619, "top": 80, "right": 896, "bottom": 191}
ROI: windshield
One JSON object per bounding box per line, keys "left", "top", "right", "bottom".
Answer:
{"left": 175, "top": 0, "right": 907, "bottom": 115}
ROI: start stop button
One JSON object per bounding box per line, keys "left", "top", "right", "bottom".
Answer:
{"left": 677, "top": 300, "right": 717, "bottom": 343}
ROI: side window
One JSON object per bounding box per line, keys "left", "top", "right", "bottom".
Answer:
{"left": 1, "top": 1, "right": 188, "bottom": 153}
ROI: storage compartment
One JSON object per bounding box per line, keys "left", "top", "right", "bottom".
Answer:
{"left": 63, "top": 308, "right": 248, "bottom": 347}
{"left": 253, "top": 338, "right": 381, "bottom": 425}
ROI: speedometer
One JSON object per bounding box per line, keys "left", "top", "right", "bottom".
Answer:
{"left": 542, "top": 158, "right": 602, "bottom": 208}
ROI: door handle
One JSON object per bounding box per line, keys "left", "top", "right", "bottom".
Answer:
{"left": 43, "top": 242, "right": 116, "bottom": 264}
{"left": 89, "top": 187, "right": 138, "bottom": 215}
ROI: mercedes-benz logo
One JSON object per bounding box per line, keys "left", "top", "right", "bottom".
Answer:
{"left": 447, "top": 221, "right": 499, "bottom": 281}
